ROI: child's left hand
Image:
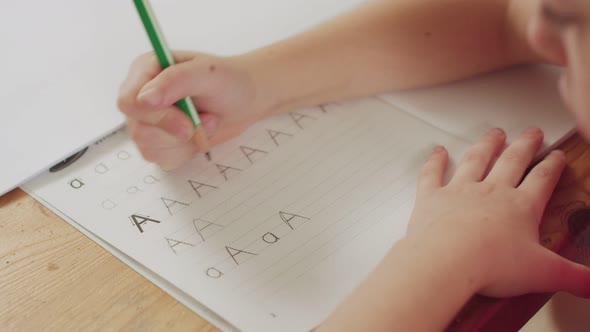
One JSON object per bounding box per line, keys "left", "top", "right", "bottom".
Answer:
{"left": 408, "top": 127, "right": 590, "bottom": 298}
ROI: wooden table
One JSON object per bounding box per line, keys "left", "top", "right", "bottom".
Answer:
{"left": 2, "top": 135, "right": 590, "bottom": 332}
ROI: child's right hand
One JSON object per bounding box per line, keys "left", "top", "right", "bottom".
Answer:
{"left": 117, "top": 51, "right": 270, "bottom": 170}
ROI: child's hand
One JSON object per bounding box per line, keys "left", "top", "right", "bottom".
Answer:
{"left": 409, "top": 127, "right": 590, "bottom": 298}
{"left": 117, "top": 51, "right": 269, "bottom": 170}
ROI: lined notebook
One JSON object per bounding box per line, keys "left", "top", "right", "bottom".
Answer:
{"left": 24, "top": 65, "right": 574, "bottom": 332}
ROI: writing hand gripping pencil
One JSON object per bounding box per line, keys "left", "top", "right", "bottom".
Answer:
{"left": 121, "top": 0, "right": 279, "bottom": 170}
{"left": 131, "top": 0, "right": 216, "bottom": 161}
{"left": 117, "top": 50, "right": 273, "bottom": 170}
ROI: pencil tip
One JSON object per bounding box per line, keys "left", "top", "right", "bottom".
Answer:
{"left": 205, "top": 152, "right": 212, "bottom": 161}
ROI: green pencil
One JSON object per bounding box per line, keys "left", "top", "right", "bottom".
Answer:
{"left": 133, "top": 0, "right": 211, "bottom": 161}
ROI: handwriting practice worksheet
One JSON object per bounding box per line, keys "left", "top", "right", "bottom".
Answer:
{"left": 25, "top": 66, "right": 574, "bottom": 331}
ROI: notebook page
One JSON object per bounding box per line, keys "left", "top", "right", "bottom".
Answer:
{"left": 379, "top": 65, "right": 576, "bottom": 152}
{"left": 24, "top": 98, "right": 471, "bottom": 332}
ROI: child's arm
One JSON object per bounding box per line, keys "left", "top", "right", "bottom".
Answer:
{"left": 316, "top": 233, "right": 480, "bottom": 331}
{"left": 317, "top": 128, "right": 590, "bottom": 331}
{"left": 236, "top": 0, "right": 541, "bottom": 114}
{"left": 118, "top": 0, "right": 542, "bottom": 169}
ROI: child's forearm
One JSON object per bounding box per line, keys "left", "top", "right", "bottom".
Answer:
{"left": 317, "top": 234, "right": 484, "bottom": 331}
{"left": 236, "top": 0, "right": 538, "bottom": 115}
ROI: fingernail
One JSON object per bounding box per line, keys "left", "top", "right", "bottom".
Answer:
{"left": 177, "top": 122, "right": 195, "bottom": 141}
{"left": 203, "top": 116, "right": 218, "bottom": 137}
{"left": 489, "top": 128, "right": 505, "bottom": 137}
{"left": 524, "top": 127, "right": 543, "bottom": 136}
{"left": 137, "top": 87, "right": 162, "bottom": 107}
{"left": 433, "top": 146, "right": 446, "bottom": 153}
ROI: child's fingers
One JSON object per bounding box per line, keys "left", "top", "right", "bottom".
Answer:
{"left": 130, "top": 107, "right": 196, "bottom": 141}
{"left": 528, "top": 248, "right": 590, "bottom": 297}
{"left": 149, "top": 107, "right": 196, "bottom": 141}
{"left": 485, "top": 127, "right": 544, "bottom": 186}
{"left": 127, "top": 116, "right": 208, "bottom": 170}
{"left": 127, "top": 120, "right": 192, "bottom": 149}
{"left": 139, "top": 143, "right": 200, "bottom": 171}
{"left": 118, "top": 53, "right": 162, "bottom": 116}
{"left": 118, "top": 51, "right": 202, "bottom": 116}
{"left": 136, "top": 59, "right": 217, "bottom": 109}
{"left": 450, "top": 128, "right": 506, "bottom": 184}
{"left": 518, "top": 150, "right": 566, "bottom": 219}
{"left": 417, "top": 146, "right": 448, "bottom": 196}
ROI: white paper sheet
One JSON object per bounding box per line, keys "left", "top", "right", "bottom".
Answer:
{"left": 25, "top": 98, "right": 472, "bottom": 331}
{"left": 0, "top": 0, "right": 366, "bottom": 195}
{"left": 24, "top": 65, "right": 576, "bottom": 331}
{"left": 380, "top": 65, "right": 575, "bottom": 152}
